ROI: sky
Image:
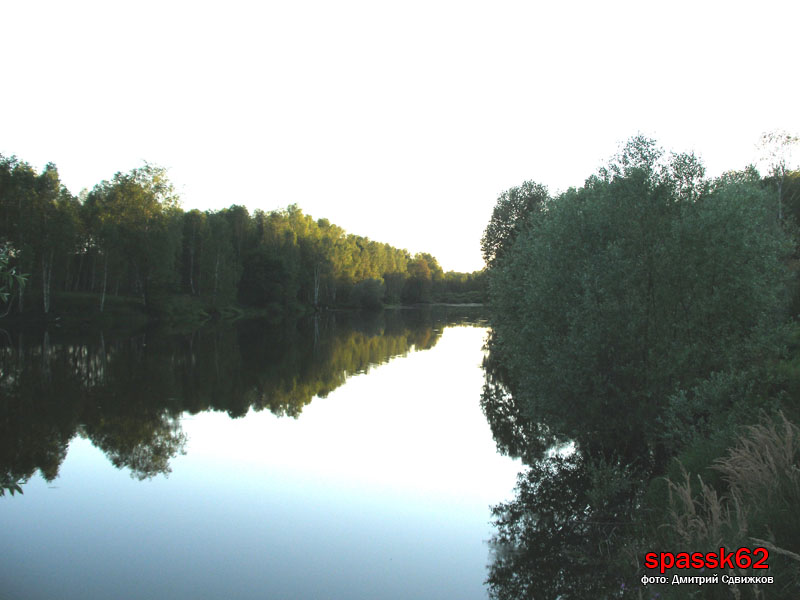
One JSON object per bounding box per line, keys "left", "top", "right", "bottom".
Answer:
{"left": 2, "top": 0, "right": 799, "bottom": 272}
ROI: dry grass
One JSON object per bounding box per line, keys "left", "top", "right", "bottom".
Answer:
{"left": 712, "top": 412, "right": 800, "bottom": 515}
{"left": 658, "top": 412, "right": 800, "bottom": 598}
{"left": 664, "top": 468, "right": 746, "bottom": 549}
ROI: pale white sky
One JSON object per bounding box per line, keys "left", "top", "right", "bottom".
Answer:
{"left": 2, "top": 0, "right": 798, "bottom": 272}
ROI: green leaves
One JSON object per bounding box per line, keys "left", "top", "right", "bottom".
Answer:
{"left": 0, "top": 477, "right": 24, "bottom": 497}
{"left": 488, "top": 138, "right": 795, "bottom": 445}
{"left": 481, "top": 180, "right": 549, "bottom": 268}
{"left": 0, "top": 244, "right": 26, "bottom": 307}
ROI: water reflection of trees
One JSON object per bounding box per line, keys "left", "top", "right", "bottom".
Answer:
{"left": 0, "top": 307, "right": 482, "bottom": 489}
{"left": 481, "top": 334, "right": 658, "bottom": 599}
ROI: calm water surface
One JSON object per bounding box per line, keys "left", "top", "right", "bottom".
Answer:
{"left": 0, "top": 309, "right": 519, "bottom": 599}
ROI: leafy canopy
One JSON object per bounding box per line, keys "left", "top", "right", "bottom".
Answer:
{"left": 488, "top": 137, "right": 794, "bottom": 442}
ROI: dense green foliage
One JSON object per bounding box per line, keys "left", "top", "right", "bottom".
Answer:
{"left": 480, "top": 180, "right": 548, "bottom": 268}
{"left": 492, "top": 139, "right": 792, "bottom": 442}
{"left": 0, "top": 244, "right": 25, "bottom": 313}
{"left": 482, "top": 137, "right": 800, "bottom": 599}
{"left": 0, "top": 155, "right": 485, "bottom": 319}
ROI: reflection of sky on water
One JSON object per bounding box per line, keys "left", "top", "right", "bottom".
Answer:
{"left": 0, "top": 326, "right": 520, "bottom": 600}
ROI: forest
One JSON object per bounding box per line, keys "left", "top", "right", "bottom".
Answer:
{"left": 480, "top": 136, "right": 800, "bottom": 599}
{"left": 0, "top": 156, "right": 485, "bottom": 321}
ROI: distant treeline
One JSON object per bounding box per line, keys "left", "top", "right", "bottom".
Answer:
{"left": 0, "top": 155, "right": 485, "bottom": 317}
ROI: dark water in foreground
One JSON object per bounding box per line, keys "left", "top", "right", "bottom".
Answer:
{"left": 0, "top": 308, "right": 519, "bottom": 599}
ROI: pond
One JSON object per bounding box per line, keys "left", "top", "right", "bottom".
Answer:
{"left": 0, "top": 308, "right": 520, "bottom": 600}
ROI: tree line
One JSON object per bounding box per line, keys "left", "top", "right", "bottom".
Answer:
{"left": 480, "top": 136, "right": 800, "bottom": 599}
{"left": 0, "top": 155, "right": 485, "bottom": 318}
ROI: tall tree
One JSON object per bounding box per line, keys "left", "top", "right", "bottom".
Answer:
{"left": 0, "top": 244, "right": 25, "bottom": 317}
{"left": 200, "top": 211, "right": 241, "bottom": 303}
{"left": 181, "top": 209, "right": 207, "bottom": 296}
{"left": 35, "top": 164, "right": 78, "bottom": 313}
{"left": 481, "top": 180, "right": 549, "bottom": 268}
{"left": 759, "top": 129, "right": 799, "bottom": 221}
{"left": 402, "top": 254, "right": 433, "bottom": 304}
{"left": 86, "top": 164, "right": 181, "bottom": 309}
{"left": 0, "top": 158, "right": 38, "bottom": 312}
